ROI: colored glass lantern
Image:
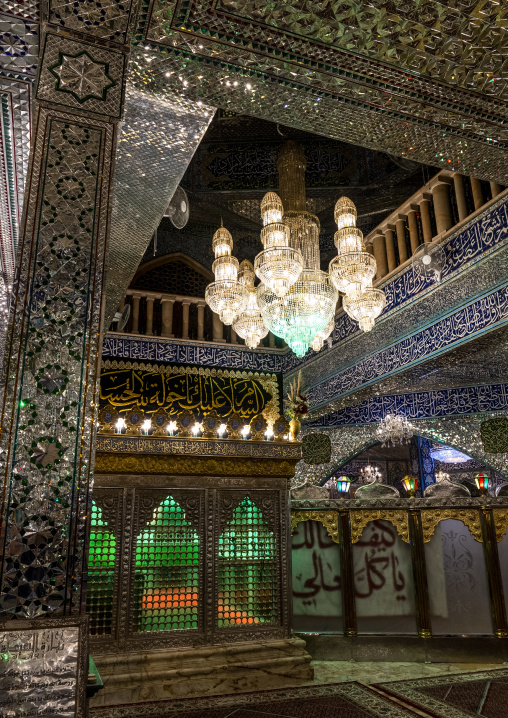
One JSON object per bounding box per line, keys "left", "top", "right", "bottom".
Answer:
{"left": 475, "top": 472, "right": 490, "bottom": 494}
{"left": 336, "top": 476, "right": 351, "bottom": 495}
{"left": 402, "top": 475, "right": 418, "bottom": 496}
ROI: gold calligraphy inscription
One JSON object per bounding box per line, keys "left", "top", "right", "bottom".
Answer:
{"left": 100, "top": 360, "right": 279, "bottom": 421}
{"left": 420, "top": 508, "right": 483, "bottom": 543}
{"left": 493, "top": 508, "right": 508, "bottom": 542}
{"left": 291, "top": 511, "right": 339, "bottom": 543}
{"left": 350, "top": 510, "right": 410, "bottom": 544}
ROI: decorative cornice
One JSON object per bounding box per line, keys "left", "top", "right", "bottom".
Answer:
{"left": 420, "top": 508, "right": 483, "bottom": 543}
{"left": 350, "top": 509, "right": 409, "bottom": 544}
{"left": 291, "top": 510, "right": 339, "bottom": 543}
{"left": 95, "top": 452, "right": 298, "bottom": 477}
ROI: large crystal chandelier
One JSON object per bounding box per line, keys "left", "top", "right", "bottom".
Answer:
{"left": 376, "top": 414, "right": 414, "bottom": 447}
{"left": 205, "top": 226, "right": 247, "bottom": 325}
{"left": 329, "top": 196, "right": 386, "bottom": 331}
{"left": 254, "top": 193, "right": 303, "bottom": 297}
{"left": 257, "top": 141, "right": 338, "bottom": 357}
{"left": 233, "top": 260, "right": 269, "bottom": 349}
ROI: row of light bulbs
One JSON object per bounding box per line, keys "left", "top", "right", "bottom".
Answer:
{"left": 113, "top": 417, "right": 278, "bottom": 440}
{"left": 205, "top": 194, "right": 386, "bottom": 355}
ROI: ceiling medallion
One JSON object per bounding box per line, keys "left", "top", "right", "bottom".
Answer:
{"left": 205, "top": 140, "right": 386, "bottom": 356}
{"left": 49, "top": 51, "right": 115, "bottom": 103}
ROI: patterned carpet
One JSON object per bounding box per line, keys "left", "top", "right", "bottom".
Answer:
{"left": 91, "top": 669, "right": 508, "bottom": 718}
{"left": 373, "top": 668, "right": 508, "bottom": 718}
{"left": 90, "top": 682, "right": 423, "bottom": 717}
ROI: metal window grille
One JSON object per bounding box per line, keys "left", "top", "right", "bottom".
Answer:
{"left": 87, "top": 501, "right": 117, "bottom": 636}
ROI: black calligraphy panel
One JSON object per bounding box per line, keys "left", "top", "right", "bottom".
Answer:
{"left": 100, "top": 368, "right": 272, "bottom": 419}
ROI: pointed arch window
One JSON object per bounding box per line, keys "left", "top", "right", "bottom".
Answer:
{"left": 218, "top": 496, "right": 278, "bottom": 627}
{"left": 134, "top": 496, "right": 200, "bottom": 633}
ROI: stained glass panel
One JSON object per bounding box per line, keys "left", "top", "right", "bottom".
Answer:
{"left": 133, "top": 496, "right": 200, "bottom": 633}
{"left": 218, "top": 497, "right": 278, "bottom": 627}
{"left": 87, "top": 501, "right": 117, "bottom": 636}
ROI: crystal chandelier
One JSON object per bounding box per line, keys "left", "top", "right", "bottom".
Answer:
{"left": 360, "top": 464, "right": 383, "bottom": 483}
{"left": 232, "top": 260, "right": 269, "bottom": 349}
{"left": 376, "top": 414, "right": 414, "bottom": 447}
{"left": 329, "top": 196, "right": 386, "bottom": 332}
{"left": 257, "top": 141, "right": 338, "bottom": 357}
{"left": 254, "top": 193, "right": 303, "bottom": 297}
{"left": 205, "top": 226, "right": 247, "bottom": 325}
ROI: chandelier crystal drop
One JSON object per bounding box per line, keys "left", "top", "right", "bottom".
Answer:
{"left": 205, "top": 226, "right": 248, "bottom": 325}
{"left": 254, "top": 192, "right": 303, "bottom": 297}
{"left": 310, "top": 317, "right": 335, "bottom": 352}
{"left": 343, "top": 286, "right": 386, "bottom": 332}
{"left": 376, "top": 414, "right": 414, "bottom": 447}
{"left": 232, "top": 260, "right": 269, "bottom": 349}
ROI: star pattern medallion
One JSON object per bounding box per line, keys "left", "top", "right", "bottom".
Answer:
{"left": 49, "top": 50, "right": 115, "bottom": 103}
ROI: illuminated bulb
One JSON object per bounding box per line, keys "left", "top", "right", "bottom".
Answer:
{"left": 217, "top": 423, "right": 227, "bottom": 438}
{"left": 192, "top": 423, "right": 202, "bottom": 437}
{"left": 141, "top": 419, "right": 151, "bottom": 435}
{"left": 115, "top": 418, "right": 126, "bottom": 433}
{"left": 167, "top": 421, "right": 177, "bottom": 435}
{"left": 241, "top": 425, "right": 250, "bottom": 438}
{"left": 265, "top": 427, "right": 274, "bottom": 440}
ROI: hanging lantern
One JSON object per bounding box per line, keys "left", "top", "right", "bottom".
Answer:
{"left": 475, "top": 472, "right": 490, "bottom": 494}
{"left": 402, "top": 475, "right": 418, "bottom": 497}
{"left": 336, "top": 476, "right": 351, "bottom": 495}
{"left": 232, "top": 260, "right": 269, "bottom": 349}
{"left": 205, "top": 226, "right": 248, "bottom": 325}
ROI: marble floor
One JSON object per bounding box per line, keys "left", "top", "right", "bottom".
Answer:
{"left": 308, "top": 660, "right": 502, "bottom": 686}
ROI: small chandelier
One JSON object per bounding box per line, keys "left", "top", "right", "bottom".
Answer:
{"left": 343, "top": 286, "right": 386, "bottom": 332}
{"left": 360, "top": 464, "right": 383, "bottom": 483}
{"left": 232, "top": 260, "right": 269, "bottom": 349}
{"left": 254, "top": 192, "right": 303, "bottom": 297}
{"left": 376, "top": 414, "right": 414, "bottom": 447}
{"left": 205, "top": 226, "right": 247, "bottom": 325}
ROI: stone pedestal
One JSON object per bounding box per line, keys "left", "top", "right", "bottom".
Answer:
{"left": 90, "top": 638, "right": 313, "bottom": 707}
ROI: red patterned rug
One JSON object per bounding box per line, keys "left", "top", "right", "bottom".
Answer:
{"left": 90, "top": 681, "right": 426, "bottom": 717}
{"left": 373, "top": 668, "right": 508, "bottom": 718}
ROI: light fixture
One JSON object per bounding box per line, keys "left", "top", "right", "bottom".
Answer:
{"left": 265, "top": 426, "right": 274, "bottom": 440}
{"left": 254, "top": 192, "right": 303, "bottom": 297}
{"left": 360, "top": 464, "right": 382, "bottom": 483}
{"left": 311, "top": 318, "right": 335, "bottom": 352}
{"left": 232, "top": 260, "right": 269, "bottom": 349}
{"left": 343, "top": 286, "right": 386, "bottom": 332}
{"left": 115, "top": 417, "right": 126, "bottom": 434}
{"left": 475, "top": 472, "right": 490, "bottom": 495}
{"left": 376, "top": 414, "right": 414, "bottom": 447}
{"left": 402, "top": 475, "right": 418, "bottom": 496}
{"left": 257, "top": 141, "right": 338, "bottom": 357}
{"left": 241, "top": 424, "right": 250, "bottom": 439}
{"left": 336, "top": 476, "right": 351, "bottom": 496}
{"left": 217, "top": 423, "right": 227, "bottom": 438}
{"left": 167, "top": 421, "right": 177, "bottom": 436}
{"left": 205, "top": 226, "right": 248, "bottom": 325}
{"left": 430, "top": 446, "right": 472, "bottom": 463}
{"left": 141, "top": 419, "right": 151, "bottom": 435}
{"left": 329, "top": 199, "right": 376, "bottom": 298}
{"left": 191, "top": 423, "right": 202, "bottom": 437}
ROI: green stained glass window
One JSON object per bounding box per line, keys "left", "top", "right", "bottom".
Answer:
{"left": 218, "top": 496, "right": 277, "bottom": 627}
{"left": 87, "top": 501, "right": 117, "bottom": 636}
{"left": 133, "top": 496, "right": 200, "bottom": 633}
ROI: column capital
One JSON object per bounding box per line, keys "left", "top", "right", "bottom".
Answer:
{"left": 160, "top": 296, "right": 176, "bottom": 304}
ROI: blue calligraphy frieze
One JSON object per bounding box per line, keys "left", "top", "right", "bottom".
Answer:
{"left": 102, "top": 334, "right": 283, "bottom": 372}
{"left": 307, "top": 383, "right": 508, "bottom": 427}
{"left": 308, "top": 285, "right": 508, "bottom": 409}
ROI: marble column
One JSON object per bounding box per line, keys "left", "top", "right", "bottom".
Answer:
{"left": 197, "top": 302, "right": 205, "bottom": 341}
{"left": 419, "top": 198, "right": 433, "bottom": 243}
{"left": 0, "top": 19, "right": 127, "bottom": 617}
{"left": 161, "top": 297, "right": 175, "bottom": 337}
{"left": 470, "top": 176, "right": 484, "bottom": 210}
{"left": 395, "top": 217, "right": 408, "bottom": 264}
{"left": 146, "top": 296, "right": 155, "bottom": 336}
{"left": 453, "top": 173, "right": 468, "bottom": 221}
{"left": 131, "top": 293, "right": 141, "bottom": 334}
{"left": 213, "top": 312, "right": 225, "bottom": 343}
{"left": 182, "top": 299, "right": 191, "bottom": 339}
{"left": 407, "top": 209, "right": 419, "bottom": 254}
{"left": 490, "top": 181, "right": 503, "bottom": 198}
{"left": 372, "top": 233, "right": 388, "bottom": 278}
{"left": 384, "top": 228, "right": 396, "bottom": 272}
{"left": 432, "top": 183, "right": 453, "bottom": 234}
